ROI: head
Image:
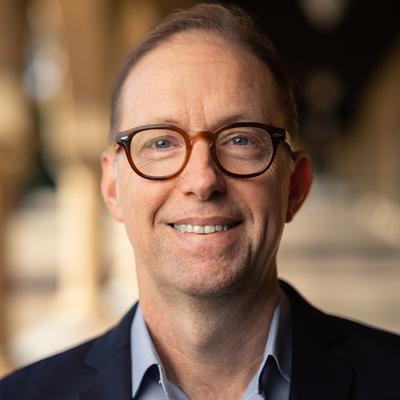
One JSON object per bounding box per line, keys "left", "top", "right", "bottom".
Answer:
{"left": 101, "top": 4, "right": 312, "bottom": 304}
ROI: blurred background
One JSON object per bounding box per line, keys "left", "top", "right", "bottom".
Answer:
{"left": 0, "top": 0, "right": 399, "bottom": 376}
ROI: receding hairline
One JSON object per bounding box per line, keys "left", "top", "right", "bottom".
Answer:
{"left": 117, "top": 29, "right": 284, "bottom": 129}
{"left": 114, "top": 30, "right": 252, "bottom": 127}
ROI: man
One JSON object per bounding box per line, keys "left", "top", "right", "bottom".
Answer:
{"left": 1, "top": 4, "right": 399, "bottom": 400}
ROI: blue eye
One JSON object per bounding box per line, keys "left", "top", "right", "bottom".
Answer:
{"left": 232, "top": 137, "right": 248, "bottom": 146}
{"left": 155, "top": 140, "right": 170, "bottom": 149}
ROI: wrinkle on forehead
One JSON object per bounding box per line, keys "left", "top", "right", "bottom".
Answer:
{"left": 119, "top": 32, "right": 284, "bottom": 132}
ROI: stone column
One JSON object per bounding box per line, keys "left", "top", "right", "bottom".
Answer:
{"left": 0, "top": 0, "right": 33, "bottom": 376}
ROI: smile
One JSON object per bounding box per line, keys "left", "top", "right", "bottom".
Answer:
{"left": 172, "top": 222, "right": 240, "bottom": 234}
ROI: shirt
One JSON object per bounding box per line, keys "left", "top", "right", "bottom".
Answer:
{"left": 131, "top": 288, "right": 292, "bottom": 400}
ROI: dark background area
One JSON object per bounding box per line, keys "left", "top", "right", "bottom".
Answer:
{"left": 233, "top": 0, "right": 400, "bottom": 122}
{"left": 227, "top": 0, "right": 400, "bottom": 167}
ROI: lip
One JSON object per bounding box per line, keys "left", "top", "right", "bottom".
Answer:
{"left": 170, "top": 217, "right": 240, "bottom": 226}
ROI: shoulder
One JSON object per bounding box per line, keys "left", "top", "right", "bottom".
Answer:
{"left": 281, "top": 280, "right": 400, "bottom": 398}
{"left": 281, "top": 280, "right": 400, "bottom": 353}
{"left": 322, "top": 307, "right": 400, "bottom": 371}
{"left": 281, "top": 280, "right": 400, "bottom": 356}
{"left": 0, "top": 339, "right": 98, "bottom": 399}
{"left": 0, "top": 304, "right": 137, "bottom": 400}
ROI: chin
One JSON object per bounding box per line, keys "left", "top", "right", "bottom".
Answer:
{"left": 166, "top": 264, "right": 257, "bottom": 300}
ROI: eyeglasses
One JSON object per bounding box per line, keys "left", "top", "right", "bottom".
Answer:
{"left": 115, "top": 122, "right": 292, "bottom": 180}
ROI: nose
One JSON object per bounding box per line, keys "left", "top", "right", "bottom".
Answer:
{"left": 179, "top": 138, "right": 226, "bottom": 200}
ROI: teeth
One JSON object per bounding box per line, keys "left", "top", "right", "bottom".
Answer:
{"left": 194, "top": 225, "right": 205, "bottom": 234}
{"left": 205, "top": 225, "right": 216, "bottom": 233}
{"left": 173, "top": 223, "right": 237, "bottom": 234}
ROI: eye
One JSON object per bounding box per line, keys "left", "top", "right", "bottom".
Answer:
{"left": 154, "top": 139, "right": 171, "bottom": 149}
{"left": 232, "top": 137, "right": 248, "bottom": 146}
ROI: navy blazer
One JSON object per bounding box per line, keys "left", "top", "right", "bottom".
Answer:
{"left": 1, "top": 280, "right": 400, "bottom": 399}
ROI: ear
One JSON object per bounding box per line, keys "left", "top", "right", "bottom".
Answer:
{"left": 101, "top": 151, "right": 124, "bottom": 222}
{"left": 286, "top": 151, "right": 313, "bottom": 222}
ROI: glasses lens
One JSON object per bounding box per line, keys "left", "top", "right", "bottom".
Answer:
{"left": 216, "top": 127, "right": 274, "bottom": 175}
{"left": 130, "top": 128, "right": 186, "bottom": 178}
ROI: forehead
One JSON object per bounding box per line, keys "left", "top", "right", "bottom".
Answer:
{"left": 119, "top": 32, "right": 283, "bottom": 131}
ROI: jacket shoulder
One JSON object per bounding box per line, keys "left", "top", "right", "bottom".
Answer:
{"left": 0, "top": 339, "right": 98, "bottom": 399}
{"left": 280, "top": 280, "right": 400, "bottom": 399}
{"left": 0, "top": 304, "right": 137, "bottom": 400}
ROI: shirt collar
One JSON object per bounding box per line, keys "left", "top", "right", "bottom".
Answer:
{"left": 256, "top": 287, "right": 292, "bottom": 393}
{"left": 131, "top": 306, "right": 174, "bottom": 399}
{"left": 131, "top": 287, "right": 292, "bottom": 398}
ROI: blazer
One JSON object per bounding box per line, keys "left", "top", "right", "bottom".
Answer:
{"left": 1, "top": 280, "right": 400, "bottom": 399}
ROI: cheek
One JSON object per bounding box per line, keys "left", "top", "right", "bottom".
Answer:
{"left": 118, "top": 171, "right": 171, "bottom": 233}
{"left": 239, "top": 163, "right": 290, "bottom": 240}
{"left": 248, "top": 168, "right": 289, "bottom": 215}
{"left": 266, "top": 153, "right": 291, "bottom": 211}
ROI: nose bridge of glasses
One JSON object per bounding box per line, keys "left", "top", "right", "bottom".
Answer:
{"left": 188, "top": 131, "right": 214, "bottom": 147}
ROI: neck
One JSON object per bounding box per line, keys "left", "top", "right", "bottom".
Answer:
{"left": 139, "top": 270, "right": 280, "bottom": 400}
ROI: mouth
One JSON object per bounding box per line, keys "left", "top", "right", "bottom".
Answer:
{"left": 171, "top": 222, "right": 241, "bottom": 234}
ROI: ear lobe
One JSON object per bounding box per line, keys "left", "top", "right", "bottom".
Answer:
{"left": 101, "top": 151, "right": 124, "bottom": 222}
{"left": 286, "top": 151, "right": 313, "bottom": 223}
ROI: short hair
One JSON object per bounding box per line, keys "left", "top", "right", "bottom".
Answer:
{"left": 109, "top": 3, "right": 299, "bottom": 146}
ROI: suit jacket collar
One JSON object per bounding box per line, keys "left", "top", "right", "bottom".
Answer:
{"left": 78, "top": 303, "right": 138, "bottom": 400}
{"left": 280, "top": 281, "right": 354, "bottom": 400}
{"left": 76, "top": 284, "right": 355, "bottom": 400}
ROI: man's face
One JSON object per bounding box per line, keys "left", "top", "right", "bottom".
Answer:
{"left": 102, "top": 33, "right": 308, "bottom": 299}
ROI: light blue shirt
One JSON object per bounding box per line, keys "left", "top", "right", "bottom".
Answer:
{"left": 131, "top": 288, "right": 292, "bottom": 400}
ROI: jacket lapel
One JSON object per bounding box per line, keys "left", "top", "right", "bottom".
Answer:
{"left": 78, "top": 304, "right": 138, "bottom": 400}
{"left": 78, "top": 347, "right": 132, "bottom": 400}
{"left": 280, "top": 281, "right": 354, "bottom": 400}
{"left": 289, "top": 321, "right": 354, "bottom": 400}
